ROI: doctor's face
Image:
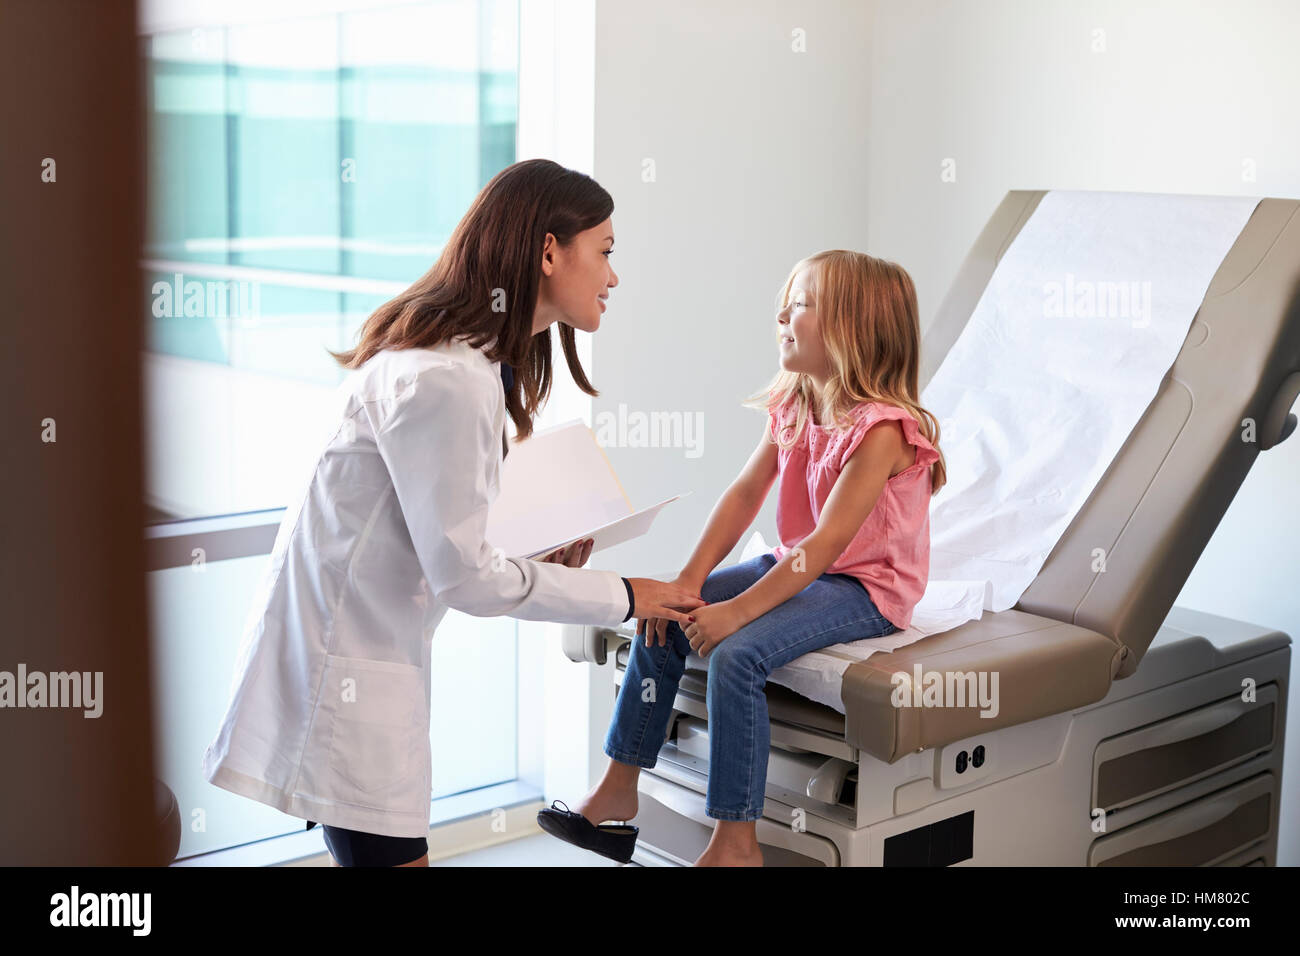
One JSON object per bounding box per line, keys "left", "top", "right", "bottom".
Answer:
{"left": 536, "top": 217, "right": 618, "bottom": 334}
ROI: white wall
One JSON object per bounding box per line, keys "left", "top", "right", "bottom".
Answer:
{"left": 588, "top": 0, "right": 1298, "bottom": 863}
{"left": 865, "top": 0, "right": 1300, "bottom": 865}
{"left": 867, "top": 0, "right": 1300, "bottom": 341}
{"left": 590, "top": 0, "right": 874, "bottom": 579}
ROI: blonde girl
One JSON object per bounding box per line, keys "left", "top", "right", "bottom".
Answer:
{"left": 539, "top": 250, "right": 946, "bottom": 866}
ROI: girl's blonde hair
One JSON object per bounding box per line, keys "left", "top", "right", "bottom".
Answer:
{"left": 743, "top": 250, "right": 947, "bottom": 495}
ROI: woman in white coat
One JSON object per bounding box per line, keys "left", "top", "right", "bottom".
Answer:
{"left": 201, "top": 159, "right": 704, "bottom": 867}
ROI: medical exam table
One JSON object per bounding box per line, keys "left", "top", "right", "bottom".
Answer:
{"left": 562, "top": 190, "right": 1297, "bottom": 866}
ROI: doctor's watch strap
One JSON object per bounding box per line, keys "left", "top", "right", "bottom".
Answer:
{"left": 621, "top": 577, "right": 635, "bottom": 622}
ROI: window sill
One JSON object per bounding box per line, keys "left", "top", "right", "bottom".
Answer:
{"left": 172, "top": 780, "right": 543, "bottom": 867}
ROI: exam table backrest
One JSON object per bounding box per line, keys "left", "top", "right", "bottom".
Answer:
{"left": 919, "top": 191, "right": 1300, "bottom": 677}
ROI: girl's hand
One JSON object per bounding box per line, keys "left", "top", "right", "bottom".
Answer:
{"left": 683, "top": 600, "right": 748, "bottom": 658}
{"left": 626, "top": 577, "right": 706, "bottom": 634}
{"left": 540, "top": 538, "right": 594, "bottom": 568}
{"left": 640, "top": 574, "right": 707, "bottom": 647}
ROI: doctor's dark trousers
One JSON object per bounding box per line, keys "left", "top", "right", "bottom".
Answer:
{"left": 602, "top": 553, "right": 898, "bottom": 821}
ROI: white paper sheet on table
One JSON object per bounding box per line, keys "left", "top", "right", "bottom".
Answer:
{"left": 752, "top": 191, "right": 1262, "bottom": 713}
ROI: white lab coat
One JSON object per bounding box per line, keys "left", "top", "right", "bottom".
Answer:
{"left": 201, "top": 336, "right": 631, "bottom": 838}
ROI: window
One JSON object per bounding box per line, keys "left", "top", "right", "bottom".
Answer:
{"left": 140, "top": 0, "right": 523, "bottom": 860}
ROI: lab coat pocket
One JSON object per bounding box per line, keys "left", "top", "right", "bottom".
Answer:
{"left": 322, "top": 654, "right": 423, "bottom": 798}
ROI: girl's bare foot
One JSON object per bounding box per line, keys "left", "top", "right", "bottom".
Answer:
{"left": 573, "top": 759, "right": 640, "bottom": 825}
{"left": 694, "top": 820, "right": 764, "bottom": 867}
{"left": 694, "top": 845, "right": 764, "bottom": 867}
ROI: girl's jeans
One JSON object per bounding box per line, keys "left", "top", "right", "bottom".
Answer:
{"left": 603, "top": 553, "right": 898, "bottom": 821}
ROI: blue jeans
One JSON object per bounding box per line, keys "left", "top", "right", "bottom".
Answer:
{"left": 603, "top": 553, "right": 898, "bottom": 821}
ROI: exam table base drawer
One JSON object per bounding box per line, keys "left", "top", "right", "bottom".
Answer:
{"left": 1218, "top": 843, "right": 1271, "bottom": 866}
{"left": 1088, "top": 772, "right": 1275, "bottom": 866}
{"left": 1092, "top": 684, "right": 1278, "bottom": 812}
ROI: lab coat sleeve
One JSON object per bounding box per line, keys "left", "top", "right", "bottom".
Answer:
{"left": 373, "top": 360, "right": 631, "bottom": 627}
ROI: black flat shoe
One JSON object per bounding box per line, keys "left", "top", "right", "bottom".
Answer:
{"left": 536, "top": 799, "right": 638, "bottom": 864}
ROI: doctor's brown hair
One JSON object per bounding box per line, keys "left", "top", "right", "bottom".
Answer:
{"left": 745, "top": 250, "right": 948, "bottom": 496}
{"left": 330, "top": 158, "right": 611, "bottom": 444}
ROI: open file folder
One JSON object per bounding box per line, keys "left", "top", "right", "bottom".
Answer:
{"left": 485, "top": 418, "right": 685, "bottom": 559}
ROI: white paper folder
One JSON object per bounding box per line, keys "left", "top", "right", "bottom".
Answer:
{"left": 485, "top": 418, "right": 686, "bottom": 560}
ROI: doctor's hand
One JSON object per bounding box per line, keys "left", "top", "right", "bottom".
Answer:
{"left": 682, "top": 599, "right": 747, "bottom": 659}
{"left": 626, "top": 577, "right": 706, "bottom": 634}
{"left": 540, "top": 538, "right": 594, "bottom": 568}
{"left": 640, "top": 573, "right": 707, "bottom": 647}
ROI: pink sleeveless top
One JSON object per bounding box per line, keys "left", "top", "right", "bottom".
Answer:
{"left": 768, "top": 395, "right": 940, "bottom": 630}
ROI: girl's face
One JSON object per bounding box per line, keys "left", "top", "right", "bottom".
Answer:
{"left": 535, "top": 217, "right": 619, "bottom": 334}
{"left": 777, "top": 265, "right": 831, "bottom": 383}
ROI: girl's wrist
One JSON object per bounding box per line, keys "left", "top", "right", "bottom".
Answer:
{"left": 676, "top": 566, "right": 708, "bottom": 592}
{"left": 726, "top": 594, "right": 756, "bottom": 627}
